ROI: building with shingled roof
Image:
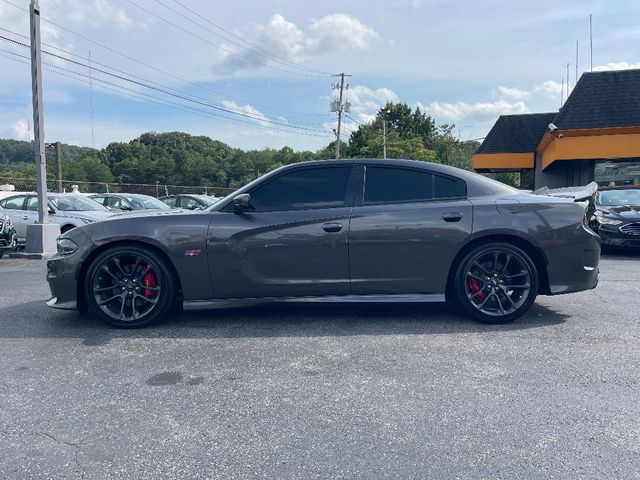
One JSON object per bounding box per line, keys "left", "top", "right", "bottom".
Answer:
{"left": 473, "top": 68, "right": 640, "bottom": 189}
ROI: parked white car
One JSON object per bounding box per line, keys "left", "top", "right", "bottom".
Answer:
{"left": 0, "top": 193, "right": 114, "bottom": 244}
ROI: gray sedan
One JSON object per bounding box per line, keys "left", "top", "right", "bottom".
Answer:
{"left": 46, "top": 159, "right": 600, "bottom": 328}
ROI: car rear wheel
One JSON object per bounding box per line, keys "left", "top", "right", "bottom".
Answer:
{"left": 453, "top": 243, "right": 538, "bottom": 324}
{"left": 84, "top": 245, "right": 176, "bottom": 328}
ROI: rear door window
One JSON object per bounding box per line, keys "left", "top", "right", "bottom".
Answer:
{"left": 162, "top": 196, "right": 178, "bottom": 207}
{"left": 364, "top": 167, "right": 433, "bottom": 204}
{"left": 0, "top": 196, "right": 27, "bottom": 210}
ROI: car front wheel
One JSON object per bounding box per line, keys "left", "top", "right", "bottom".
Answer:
{"left": 453, "top": 242, "right": 538, "bottom": 324}
{"left": 84, "top": 245, "right": 176, "bottom": 328}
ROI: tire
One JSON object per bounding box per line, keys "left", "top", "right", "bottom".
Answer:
{"left": 84, "top": 244, "right": 176, "bottom": 328}
{"left": 453, "top": 242, "right": 538, "bottom": 324}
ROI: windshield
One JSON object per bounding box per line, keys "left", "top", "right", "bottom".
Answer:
{"left": 597, "top": 189, "right": 640, "bottom": 206}
{"left": 192, "top": 195, "right": 218, "bottom": 207}
{"left": 50, "top": 195, "right": 108, "bottom": 212}
{"left": 125, "top": 195, "right": 170, "bottom": 210}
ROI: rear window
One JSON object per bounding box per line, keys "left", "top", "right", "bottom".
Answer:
{"left": 364, "top": 166, "right": 465, "bottom": 204}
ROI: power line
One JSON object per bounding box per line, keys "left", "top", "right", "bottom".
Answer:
{"left": 0, "top": 49, "right": 333, "bottom": 139}
{"left": 154, "top": 0, "right": 331, "bottom": 76}
{"left": 0, "top": 26, "right": 329, "bottom": 128}
{"left": 344, "top": 114, "right": 363, "bottom": 126}
{"left": 121, "top": 0, "right": 326, "bottom": 78}
{"left": 0, "top": 0, "right": 332, "bottom": 118}
{"left": 0, "top": 34, "right": 331, "bottom": 133}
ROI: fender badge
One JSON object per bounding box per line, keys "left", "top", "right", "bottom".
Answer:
{"left": 184, "top": 249, "right": 201, "bottom": 256}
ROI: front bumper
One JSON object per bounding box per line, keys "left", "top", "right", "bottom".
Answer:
{"left": 0, "top": 228, "right": 16, "bottom": 251}
{"left": 595, "top": 225, "right": 640, "bottom": 248}
{"left": 46, "top": 254, "right": 80, "bottom": 310}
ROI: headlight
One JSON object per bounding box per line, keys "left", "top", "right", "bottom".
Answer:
{"left": 81, "top": 218, "right": 95, "bottom": 224}
{"left": 57, "top": 238, "right": 79, "bottom": 256}
{"left": 594, "top": 215, "right": 622, "bottom": 226}
{"left": 4, "top": 216, "right": 11, "bottom": 227}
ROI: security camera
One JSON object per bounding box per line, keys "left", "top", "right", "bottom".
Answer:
{"left": 548, "top": 123, "right": 558, "bottom": 131}
{"left": 558, "top": 133, "right": 564, "bottom": 138}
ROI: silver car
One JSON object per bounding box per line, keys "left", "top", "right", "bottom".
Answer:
{"left": 0, "top": 193, "right": 113, "bottom": 243}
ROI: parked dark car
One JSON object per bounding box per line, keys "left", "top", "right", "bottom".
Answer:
{"left": 591, "top": 186, "right": 640, "bottom": 248}
{"left": 46, "top": 159, "right": 600, "bottom": 328}
{"left": 0, "top": 205, "right": 17, "bottom": 259}
{"left": 159, "top": 194, "right": 220, "bottom": 210}
{"left": 90, "top": 193, "right": 171, "bottom": 211}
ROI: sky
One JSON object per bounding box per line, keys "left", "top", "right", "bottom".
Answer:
{"left": 0, "top": 0, "right": 639, "bottom": 152}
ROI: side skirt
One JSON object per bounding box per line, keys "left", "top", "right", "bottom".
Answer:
{"left": 183, "top": 293, "right": 446, "bottom": 311}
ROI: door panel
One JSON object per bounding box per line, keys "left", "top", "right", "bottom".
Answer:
{"left": 207, "top": 208, "right": 351, "bottom": 298}
{"left": 1, "top": 196, "right": 28, "bottom": 240}
{"left": 349, "top": 199, "right": 473, "bottom": 294}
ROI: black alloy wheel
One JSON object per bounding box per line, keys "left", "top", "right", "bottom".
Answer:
{"left": 454, "top": 243, "right": 538, "bottom": 324}
{"left": 85, "top": 245, "right": 175, "bottom": 328}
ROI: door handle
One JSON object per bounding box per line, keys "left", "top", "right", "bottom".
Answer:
{"left": 442, "top": 212, "right": 462, "bottom": 222}
{"left": 22, "top": 216, "right": 29, "bottom": 220}
{"left": 322, "top": 222, "right": 343, "bottom": 233}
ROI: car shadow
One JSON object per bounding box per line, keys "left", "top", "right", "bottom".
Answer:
{"left": 601, "top": 248, "right": 640, "bottom": 261}
{"left": 0, "top": 300, "right": 570, "bottom": 346}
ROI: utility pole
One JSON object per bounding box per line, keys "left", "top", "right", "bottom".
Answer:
{"left": 27, "top": 0, "right": 58, "bottom": 255}
{"left": 331, "top": 72, "right": 351, "bottom": 159}
{"left": 380, "top": 106, "right": 389, "bottom": 159}
{"left": 55, "top": 141, "right": 63, "bottom": 192}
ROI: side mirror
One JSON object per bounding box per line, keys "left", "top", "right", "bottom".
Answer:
{"left": 233, "top": 193, "right": 252, "bottom": 210}
{"left": 48, "top": 207, "right": 55, "bottom": 215}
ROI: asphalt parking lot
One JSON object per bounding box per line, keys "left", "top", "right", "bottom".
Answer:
{"left": 1, "top": 253, "right": 639, "bottom": 479}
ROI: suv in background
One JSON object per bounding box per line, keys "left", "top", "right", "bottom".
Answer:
{"left": 0, "top": 205, "right": 17, "bottom": 259}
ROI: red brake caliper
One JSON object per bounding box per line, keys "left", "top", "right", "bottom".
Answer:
{"left": 142, "top": 272, "right": 157, "bottom": 298}
{"left": 468, "top": 277, "right": 486, "bottom": 303}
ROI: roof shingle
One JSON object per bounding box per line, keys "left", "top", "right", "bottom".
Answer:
{"left": 552, "top": 68, "right": 640, "bottom": 129}
{"left": 475, "top": 112, "right": 556, "bottom": 154}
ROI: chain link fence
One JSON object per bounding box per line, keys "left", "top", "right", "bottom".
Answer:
{"left": 0, "top": 177, "right": 235, "bottom": 198}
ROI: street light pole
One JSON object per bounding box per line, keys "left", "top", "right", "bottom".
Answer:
{"left": 30, "top": 0, "right": 47, "bottom": 225}
{"left": 383, "top": 117, "right": 387, "bottom": 159}
{"left": 380, "top": 107, "right": 389, "bottom": 159}
{"left": 27, "top": 0, "right": 59, "bottom": 256}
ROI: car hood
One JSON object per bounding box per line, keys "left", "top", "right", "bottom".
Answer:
{"left": 104, "top": 208, "right": 193, "bottom": 220}
{"left": 597, "top": 204, "right": 640, "bottom": 220}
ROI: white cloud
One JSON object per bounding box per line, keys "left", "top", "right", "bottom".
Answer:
{"left": 56, "top": 0, "right": 134, "bottom": 30}
{"left": 593, "top": 62, "right": 640, "bottom": 72}
{"left": 418, "top": 99, "right": 528, "bottom": 122}
{"left": 10, "top": 119, "right": 30, "bottom": 140}
{"left": 308, "top": 13, "right": 378, "bottom": 53}
{"left": 533, "top": 80, "right": 563, "bottom": 98}
{"left": 496, "top": 86, "right": 530, "bottom": 100}
{"left": 222, "top": 101, "right": 270, "bottom": 127}
{"left": 215, "top": 13, "right": 378, "bottom": 74}
{"left": 346, "top": 85, "right": 399, "bottom": 122}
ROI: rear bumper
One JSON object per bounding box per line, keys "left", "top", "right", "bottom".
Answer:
{"left": 540, "top": 224, "right": 600, "bottom": 295}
